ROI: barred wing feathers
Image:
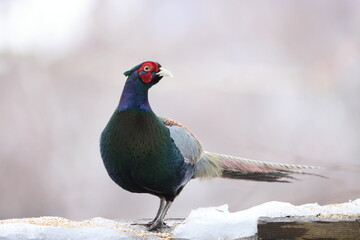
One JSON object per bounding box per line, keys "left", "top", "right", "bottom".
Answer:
{"left": 159, "top": 117, "right": 203, "bottom": 165}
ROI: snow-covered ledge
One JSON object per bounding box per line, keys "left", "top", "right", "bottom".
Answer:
{"left": 1, "top": 199, "right": 359, "bottom": 240}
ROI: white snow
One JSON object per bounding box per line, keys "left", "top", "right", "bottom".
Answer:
{"left": 0, "top": 217, "right": 130, "bottom": 240}
{"left": 173, "top": 199, "right": 360, "bottom": 240}
{"left": 0, "top": 200, "right": 359, "bottom": 240}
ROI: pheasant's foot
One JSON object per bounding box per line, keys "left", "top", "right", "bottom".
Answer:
{"left": 147, "top": 221, "right": 168, "bottom": 231}
{"left": 131, "top": 220, "right": 154, "bottom": 227}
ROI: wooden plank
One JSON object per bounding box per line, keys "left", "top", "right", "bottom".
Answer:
{"left": 257, "top": 216, "right": 360, "bottom": 240}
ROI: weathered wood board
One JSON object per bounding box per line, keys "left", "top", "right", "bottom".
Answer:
{"left": 257, "top": 216, "right": 360, "bottom": 240}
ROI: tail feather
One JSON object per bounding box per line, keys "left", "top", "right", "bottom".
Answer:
{"left": 194, "top": 151, "right": 323, "bottom": 182}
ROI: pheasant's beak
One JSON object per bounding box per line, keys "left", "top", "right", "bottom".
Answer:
{"left": 156, "top": 67, "right": 173, "bottom": 78}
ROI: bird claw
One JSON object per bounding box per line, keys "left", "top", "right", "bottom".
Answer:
{"left": 131, "top": 220, "right": 154, "bottom": 227}
{"left": 147, "top": 221, "right": 168, "bottom": 231}
{"left": 131, "top": 220, "right": 168, "bottom": 231}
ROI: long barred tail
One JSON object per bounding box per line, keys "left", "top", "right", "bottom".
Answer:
{"left": 194, "top": 151, "right": 323, "bottom": 182}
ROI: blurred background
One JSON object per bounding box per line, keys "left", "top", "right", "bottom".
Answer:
{"left": 0, "top": 0, "right": 359, "bottom": 220}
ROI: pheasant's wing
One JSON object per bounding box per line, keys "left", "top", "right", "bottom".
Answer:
{"left": 159, "top": 117, "right": 203, "bottom": 165}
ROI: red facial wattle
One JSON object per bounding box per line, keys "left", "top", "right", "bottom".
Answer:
{"left": 137, "top": 61, "right": 160, "bottom": 84}
{"left": 139, "top": 72, "right": 152, "bottom": 83}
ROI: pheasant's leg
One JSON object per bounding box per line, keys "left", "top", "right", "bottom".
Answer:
{"left": 146, "top": 197, "right": 166, "bottom": 225}
{"left": 148, "top": 200, "right": 172, "bottom": 231}
{"left": 132, "top": 197, "right": 165, "bottom": 226}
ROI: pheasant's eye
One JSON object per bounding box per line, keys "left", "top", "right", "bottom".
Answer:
{"left": 143, "top": 66, "right": 150, "bottom": 72}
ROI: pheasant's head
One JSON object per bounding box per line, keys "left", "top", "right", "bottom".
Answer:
{"left": 118, "top": 61, "right": 173, "bottom": 111}
{"left": 124, "top": 61, "right": 173, "bottom": 86}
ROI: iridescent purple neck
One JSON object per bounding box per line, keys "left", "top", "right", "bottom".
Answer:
{"left": 117, "top": 78, "right": 152, "bottom": 112}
